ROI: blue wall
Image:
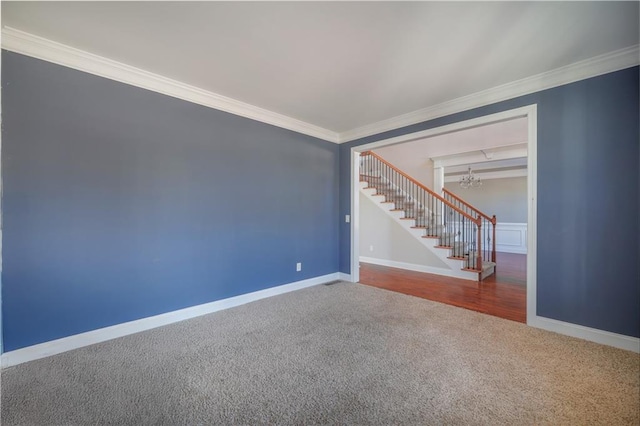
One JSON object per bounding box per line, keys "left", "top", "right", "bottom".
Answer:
{"left": 340, "top": 67, "right": 640, "bottom": 338}
{"left": 2, "top": 50, "right": 638, "bottom": 352}
{"left": 1, "top": 51, "right": 340, "bottom": 351}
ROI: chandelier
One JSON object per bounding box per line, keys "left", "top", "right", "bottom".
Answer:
{"left": 459, "top": 166, "right": 482, "bottom": 189}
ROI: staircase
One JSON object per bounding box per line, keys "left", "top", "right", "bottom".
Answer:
{"left": 360, "top": 151, "right": 496, "bottom": 281}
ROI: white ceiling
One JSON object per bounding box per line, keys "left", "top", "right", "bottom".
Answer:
{"left": 373, "top": 117, "right": 530, "bottom": 182}
{"left": 2, "top": 2, "right": 639, "bottom": 137}
{"left": 375, "top": 116, "right": 528, "bottom": 160}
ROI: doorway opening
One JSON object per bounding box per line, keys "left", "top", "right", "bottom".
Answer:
{"left": 350, "top": 105, "right": 537, "bottom": 324}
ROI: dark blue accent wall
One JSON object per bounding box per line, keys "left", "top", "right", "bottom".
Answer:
{"left": 2, "top": 50, "right": 638, "bottom": 352}
{"left": 341, "top": 67, "right": 640, "bottom": 338}
{"left": 1, "top": 51, "right": 339, "bottom": 351}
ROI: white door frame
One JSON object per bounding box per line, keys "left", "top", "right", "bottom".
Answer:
{"left": 349, "top": 104, "right": 538, "bottom": 325}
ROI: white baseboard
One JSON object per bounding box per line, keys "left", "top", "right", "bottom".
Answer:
{"left": 529, "top": 315, "right": 640, "bottom": 353}
{"left": 361, "top": 256, "right": 638, "bottom": 353}
{"left": 338, "top": 272, "right": 352, "bottom": 282}
{"left": 1, "top": 273, "right": 340, "bottom": 368}
{"left": 359, "top": 256, "right": 476, "bottom": 281}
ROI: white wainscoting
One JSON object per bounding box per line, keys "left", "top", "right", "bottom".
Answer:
{"left": 496, "top": 222, "right": 527, "bottom": 254}
{"left": 441, "top": 221, "right": 528, "bottom": 255}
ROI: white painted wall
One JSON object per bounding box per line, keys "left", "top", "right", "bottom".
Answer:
{"left": 371, "top": 146, "right": 434, "bottom": 188}
{"left": 444, "top": 176, "right": 527, "bottom": 223}
{"left": 359, "top": 192, "right": 448, "bottom": 268}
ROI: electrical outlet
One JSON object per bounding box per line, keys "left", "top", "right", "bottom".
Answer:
{"left": 296, "top": 262, "right": 302, "bottom": 272}
{"left": 345, "top": 215, "right": 350, "bottom": 223}
{"left": 369, "top": 245, "right": 374, "bottom": 252}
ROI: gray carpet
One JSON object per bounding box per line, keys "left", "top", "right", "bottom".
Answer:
{"left": 1, "top": 282, "right": 638, "bottom": 425}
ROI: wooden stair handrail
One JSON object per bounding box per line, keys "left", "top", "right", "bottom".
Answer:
{"left": 361, "top": 151, "right": 481, "bottom": 226}
{"left": 442, "top": 187, "right": 496, "bottom": 265}
{"left": 442, "top": 188, "right": 497, "bottom": 225}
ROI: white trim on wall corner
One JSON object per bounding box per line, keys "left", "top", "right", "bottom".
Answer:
{"left": 0, "top": 27, "right": 338, "bottom": 143}
{"left": 0, "top": 272, "right": 340, "bottom": 368}
{"left": 338, "top": 45, "right": 640, "bottom": 143}
{"left": 530, "top": 316, "right": 640, "bottom": 353}
{"left": 1, "top": 27, "right": 637, "bottom": 145}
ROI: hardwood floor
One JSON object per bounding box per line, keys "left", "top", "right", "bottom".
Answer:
{"left": 359, "top": 252, "right": 527, "bottom": 323}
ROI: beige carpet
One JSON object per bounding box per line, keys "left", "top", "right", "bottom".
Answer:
{"left": 1, "top": 282, "right": 638, "bottom": 425}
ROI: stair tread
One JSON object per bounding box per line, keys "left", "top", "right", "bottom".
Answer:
{"left": 361, "top": 176, "right": 495, "bottom": 281}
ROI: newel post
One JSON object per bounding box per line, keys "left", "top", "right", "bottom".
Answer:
{"left": 476, "top": 218, "right": 483, "bottom": 273}
{"left": 491, "top": 215, "right": 497, "bottom": 263}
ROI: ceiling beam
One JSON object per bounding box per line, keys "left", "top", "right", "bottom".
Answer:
{"left": 433, "top": 143, "right": 528, "bottom": 168}
{"left": 445, "top": 168, "right": 527, "bottom": 183}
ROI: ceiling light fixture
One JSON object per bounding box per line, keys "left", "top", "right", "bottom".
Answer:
{"left": 459, "top": 166, "right": 482, "bottom": 189}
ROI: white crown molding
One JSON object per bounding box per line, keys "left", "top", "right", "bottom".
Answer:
{"left": 338, "top": 44, "right": 640, "bottom": 143}
{"left": 0, "top": 27, "right": 339, "bottom": 143}
{"left": 2, "top": 27, "right": 637, "bottom": 145}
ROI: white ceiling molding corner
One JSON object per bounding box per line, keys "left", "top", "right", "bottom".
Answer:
{"left": 1, "top": 27, "right": 340, "bottom": 143}
{"left": 337, "top": 44, "right": 640, "bottom": 144}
